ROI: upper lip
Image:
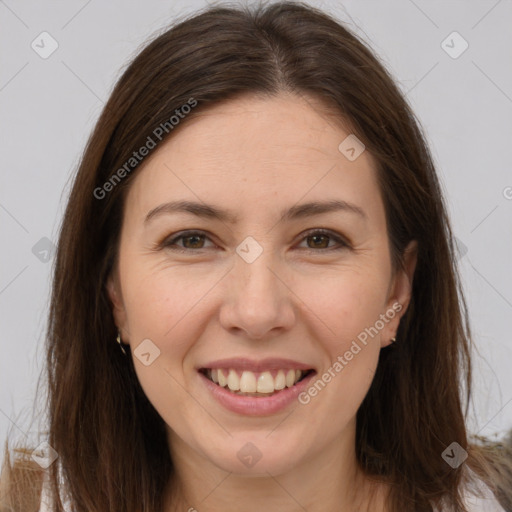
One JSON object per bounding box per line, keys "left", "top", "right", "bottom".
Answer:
{"left": 198, "top": 357, "right": 315, "bottom": 372}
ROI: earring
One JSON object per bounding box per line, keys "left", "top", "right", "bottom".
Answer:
{"left": 116, "top": 331, "right": 127, "bottom": 355}
{"left": 391, "top": 337, "right": 397, "bottom": 343}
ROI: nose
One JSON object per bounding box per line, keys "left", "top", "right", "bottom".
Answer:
{"left": 219, "top": 248, "right": 296, "bottom": 340}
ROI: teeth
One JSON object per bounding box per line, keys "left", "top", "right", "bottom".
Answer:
{"left": 239, "top": 371, "right": 257, "bottom": 393}
{"left": 227, "top": 369, "right": 240, "bottom": 391}
{"left": 274, "top": 370, "right": 286, "bottom": 390}
{"left": 207, "top": 368, "right": 307, "bottom": 394}
{"left": 285, "top": 369, "right": 296, "bottom": 388}
{"left": 218, "top": 369, "right": 227, "bottom": 387}
{"left": 256, "top": 371, "right": 274, "bottom": 393}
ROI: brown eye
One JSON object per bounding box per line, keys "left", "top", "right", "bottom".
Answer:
{"left": 180, "top": 234, "right": 206, "bottom": 249}
{"left": 161, "top": 229, "right": 349, "bottom": 254}
{"left": 163, "top": 231, "right": 214, "bottom": 252}
{"left": 306, "top": 233, "right": 330, "bottom": 249}
{"left": 298, "top": 229, "right": 349, "bottom": 251}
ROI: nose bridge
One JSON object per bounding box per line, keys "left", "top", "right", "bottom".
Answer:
{"left": 235, "top": 238, "right": 282, "bottom": 302}
{"left": 220, "top": 236, "right": 294, "bottom": 337}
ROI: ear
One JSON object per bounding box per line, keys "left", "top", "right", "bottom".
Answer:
{"left": 106, "top": 271, "right": 130, "bottom": 343}
{"left": 381, "top": 240, "right": 418, "bottom": 347}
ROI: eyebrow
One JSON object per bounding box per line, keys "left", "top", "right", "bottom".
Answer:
{"left": 144, "top": 199, "right": 367, "bottom": 225}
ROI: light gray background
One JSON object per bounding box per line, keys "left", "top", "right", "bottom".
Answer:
{"left": 1, "top": 0, "right": 511, "bottom": 462}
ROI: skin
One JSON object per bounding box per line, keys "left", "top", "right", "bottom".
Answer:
{"left": 107, "top": 92, "right": 417, "bottom": 512}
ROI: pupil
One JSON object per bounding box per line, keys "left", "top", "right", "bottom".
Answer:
{"left": 310, "top": 235, "right": 328, "bottom": 248}
{"left": 185, "top": 235, "right": 203, "bottom": 248}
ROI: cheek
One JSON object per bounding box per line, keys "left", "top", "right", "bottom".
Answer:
{"left": 122, "top": 267, "right": 210, "bottom": 427}
{"left": 298, "top": 266, "right": 388, "bottom": 344}
{"left": 296, "top": 269, "right": 387, "bottom": 401}
{"left": 121, "top": 265, "right": 220, "bottom": 416}
{"left": 122, "top": 263, "right": 215, "bottom": 344}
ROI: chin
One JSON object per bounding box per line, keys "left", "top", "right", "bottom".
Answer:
{"left": 202, "top": 433, "right": 307, "bottom": 476}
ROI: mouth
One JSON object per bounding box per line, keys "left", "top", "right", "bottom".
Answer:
{"left": 199, "top": 368, "right": 316, "bottom": 397}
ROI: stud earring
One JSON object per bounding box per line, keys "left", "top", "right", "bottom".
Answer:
{"left": 391, "top": 337, "right": 397, "bottom": 343}
{"left": 116, "top": 331, "right": 127, "bottom": 355}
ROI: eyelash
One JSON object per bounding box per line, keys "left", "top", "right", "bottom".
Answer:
{"left": 160, "top": 229, "right": 350, "bottom": 254}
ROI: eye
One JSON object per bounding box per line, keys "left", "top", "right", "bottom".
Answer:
{"left": 160, "top": 229, "right": 349, "bottom": 253}
{"left": 297, "top": 229, "right": 350, "bottom": 251}
{"left": 162, "top": 231, "right": 215, "bottom": 252}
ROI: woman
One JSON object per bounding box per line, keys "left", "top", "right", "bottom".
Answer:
{"left": 1, "top": 2, "right": 511, "bottom": 511}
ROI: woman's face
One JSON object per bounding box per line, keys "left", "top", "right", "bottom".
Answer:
{"left": 108, "top": 92, "right": 416, "bottom": 476}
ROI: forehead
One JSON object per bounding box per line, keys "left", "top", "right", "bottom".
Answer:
{"left": 124, "top": 92, "right": 384, "bottom": 227}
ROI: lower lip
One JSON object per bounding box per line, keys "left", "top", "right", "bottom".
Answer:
{"left": 199, "top": 371, "right": 317, "bottom": 416}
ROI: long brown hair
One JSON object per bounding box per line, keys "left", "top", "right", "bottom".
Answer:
{"left": 1, "top": 2, "right": 511, "bottom": 511}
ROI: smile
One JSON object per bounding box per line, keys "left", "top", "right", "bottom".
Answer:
{"left": 200, "top": 368, "right": 314, "bottom": 397}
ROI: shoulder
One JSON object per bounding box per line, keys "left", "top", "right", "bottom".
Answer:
{"left": 459, "top": 475, "right": 506, "bottom": 512}
{"left": 430, "top": 468, "right": 506, "bottom": 512}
